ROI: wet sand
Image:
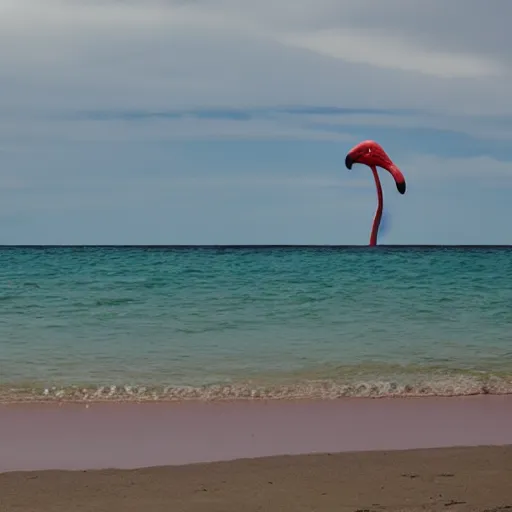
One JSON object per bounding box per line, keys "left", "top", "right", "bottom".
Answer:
{"left": 1, "top": 396, "right": 512, "bottom": 511}
{"left": 1, "top": 395, "right": 512, "bottom": 472}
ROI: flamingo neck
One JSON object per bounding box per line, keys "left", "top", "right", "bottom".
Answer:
{"left": 369, "top": 165, "right": 383, "bottom": 246}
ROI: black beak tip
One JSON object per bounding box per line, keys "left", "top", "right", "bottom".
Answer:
{"left": 396, "top": 181, "right": 406, "bottom": 194}
{"left": 345, "top": 155, "right": 353, "bottom": 170}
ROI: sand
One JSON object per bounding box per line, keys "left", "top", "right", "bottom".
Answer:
{"left": 2, "top": 395, "right": 512, "bottom": 471}
{"left": 1, "top": 445, "right": 512, "bottom": 512}
{"left": 2, "top": 396, "right": 512, "bottom": 511}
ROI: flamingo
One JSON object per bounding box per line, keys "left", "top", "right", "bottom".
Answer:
{"left": 345, "top": 140, "right": 406, "bottom": 246}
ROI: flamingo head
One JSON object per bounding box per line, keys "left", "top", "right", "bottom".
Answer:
{"left": 345, "top": 140, "right": 406, "bottom": 194}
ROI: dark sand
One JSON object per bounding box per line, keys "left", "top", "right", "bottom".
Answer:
{"left": 2, "top": 396, "right": 512, "bottom": 511}
{"left": 2, "top": 445, "right": 512, "bottom": 511}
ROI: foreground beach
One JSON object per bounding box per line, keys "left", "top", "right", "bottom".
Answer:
{"left": 2, "top": 445, "right": 512, "bottom": 511}
{"left": 1, "top": 396, "right": 512, "bottom": 511}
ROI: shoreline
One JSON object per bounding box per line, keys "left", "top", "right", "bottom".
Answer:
{"left": 2, "top": 394, "right": 512, "bottom": 473}
{"left": 2, "top": 391, "right": 511, "bottom": 406}
{"left": 2, "top": 375, "right": 512, "bottom": 404}
{"left": 1, "top": 390, "right": 512, "bottom": 407}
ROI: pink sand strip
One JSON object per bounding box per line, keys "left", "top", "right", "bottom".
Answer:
{"left": 1, "top": 395, "right": 512, "bottom": 473}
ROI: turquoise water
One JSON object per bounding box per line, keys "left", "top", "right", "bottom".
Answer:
{"left": 1, "top": 246, "right": 512, "bottom": 402}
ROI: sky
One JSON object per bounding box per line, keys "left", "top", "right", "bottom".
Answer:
{"left": 1, "top": 0, "right": 512, "bottom": 245}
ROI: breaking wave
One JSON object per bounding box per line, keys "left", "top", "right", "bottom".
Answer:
{"left": 2, "top": 373, "right": 512, "bottom": 403}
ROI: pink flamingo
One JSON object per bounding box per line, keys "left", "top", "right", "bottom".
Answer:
{"left": 345, "top": 140, "right": 406, "bottom": 246}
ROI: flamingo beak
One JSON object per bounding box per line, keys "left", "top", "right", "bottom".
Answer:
{"left": 381, "top": 163, "right": 406, "bottom": 195}
{"left": 396, "top": 179, "right": 406, "bottom": 194}
{"left": 345, "top": 154, "right": 354, "bottom": 170}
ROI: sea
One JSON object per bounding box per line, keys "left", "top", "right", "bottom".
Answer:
{"left": 1, "top": 246, "right": 512, "bottom": 403}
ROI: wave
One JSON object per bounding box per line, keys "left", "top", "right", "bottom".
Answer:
{"left": 2, "top": 373, "right": 512, "bottom": 403}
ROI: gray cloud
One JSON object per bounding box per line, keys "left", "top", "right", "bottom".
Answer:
{"left": 0, "top": 0, "right": 510, "bottom": 118}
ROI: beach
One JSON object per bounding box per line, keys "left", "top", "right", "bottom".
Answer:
{"left": 2, "top": 396, "right": 512, "bottom": 511}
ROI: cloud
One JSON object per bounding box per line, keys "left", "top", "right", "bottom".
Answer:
{"left": 1, "top": 0, "right": 511, "bottom": 115}
{"left": 281, "top": 29, "right": 503, "bottom": 78}
{"left": 3, "top": 105, "right": 512, "bottom": 156}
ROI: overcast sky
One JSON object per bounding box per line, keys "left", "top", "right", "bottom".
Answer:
{"left": 1, "top": 0, "right": 511, "bottom": 245}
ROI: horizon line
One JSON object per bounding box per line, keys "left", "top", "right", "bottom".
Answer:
{"left": 0, "top": 245, "right": 511, "bottom": 249}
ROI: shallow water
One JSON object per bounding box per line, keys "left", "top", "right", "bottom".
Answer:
{"left": 1, "top": 246, "right": 512, "bottom": 402}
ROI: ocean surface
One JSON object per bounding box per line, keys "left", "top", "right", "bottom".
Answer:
{"left": 1, "top": 246, "right": 512, "bottom": 403}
